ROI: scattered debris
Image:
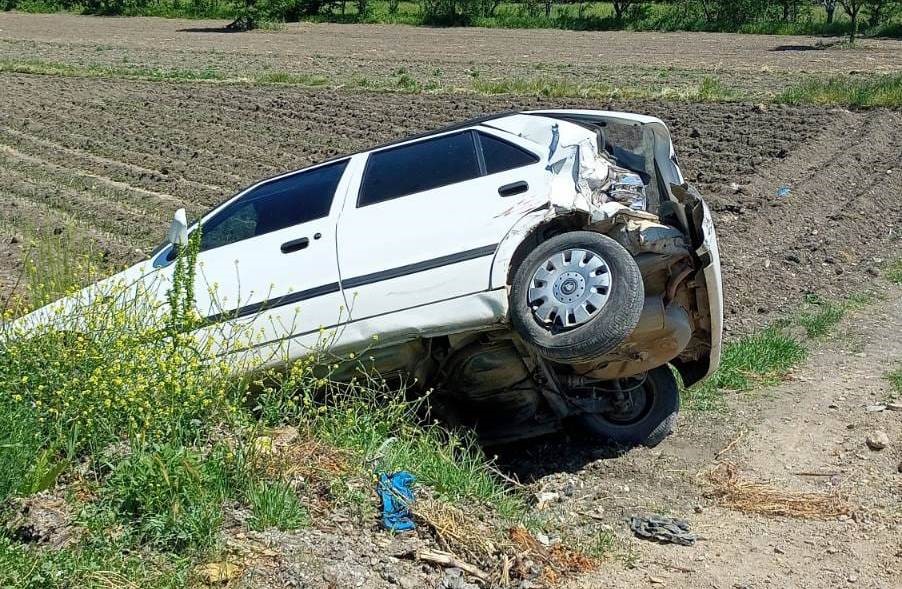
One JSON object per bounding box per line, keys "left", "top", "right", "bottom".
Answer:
{"left": 865, "top": 431, "right": 889, "bottom": 451}
{"left": 776, "top": 185, "right": 791, "bottom": 198}
{"left": 534, "top": 491, "right": 560, "bottom": 511}
{"left": 705, "top": 462, "right": 851, "bottom": 519}
{"left": 509, "top": 525, "right": 597, "bottom": 586}
{"left": 378, "top": 471, "right": 416, "bottom": 532}
{"left": 416, "top": 548, "right": 489, "bottom": 582}
{"left": 629, "top": 514, "right": 696, "bottom": 546}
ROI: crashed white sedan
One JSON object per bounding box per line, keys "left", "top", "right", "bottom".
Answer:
{"left": 22, "top": 110, "right": 723, "bottom": 447}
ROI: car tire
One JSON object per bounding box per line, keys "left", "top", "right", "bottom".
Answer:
{"left": 577, "top": 366, "right": 680, "bottom": 448}
{"left": 509, "top": 230, "right": 644, "bottom": 364}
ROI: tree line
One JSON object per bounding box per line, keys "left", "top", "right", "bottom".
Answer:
{"left": 3, "top": 0, "right": 899, "bottom": 38}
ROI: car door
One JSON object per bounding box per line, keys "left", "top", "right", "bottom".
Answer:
{"left": 188, "top": 158, "right": 352, "bottom": 350}
{"left": 336, "top": 128, "right": 547, "bottom": 321}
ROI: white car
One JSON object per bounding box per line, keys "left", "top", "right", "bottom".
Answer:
{"left": 21, "top": 110, "right": 723, "bottom": 447}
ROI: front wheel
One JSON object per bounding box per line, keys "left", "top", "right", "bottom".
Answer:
{"left": 576, "top": 366, "right": 679, "bottom": 448}
{"left": 509, "top": 231, "right": 644, "bottom": 364}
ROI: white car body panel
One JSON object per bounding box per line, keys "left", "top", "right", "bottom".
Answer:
{"left": 12, "top": 109, "right": 723, "bottom": 383}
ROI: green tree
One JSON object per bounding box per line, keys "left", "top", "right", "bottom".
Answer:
{"left": 611, "top": 0, "right": 647, "bottom": 21}
{"left": 865, "top": 0, "right": 901, "bottom": 27}
{"left": 820, "top": 0, "right": 839, "bottom": 24}
{"left": 839, "top": 0, "right": 867, "bottom": 41}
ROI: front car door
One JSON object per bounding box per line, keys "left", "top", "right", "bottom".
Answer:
{"left": 335, "top": 128, "right": 547, "bottom": 324}
{"left": 181, "top": 158, "right": 353, "bottom": 359}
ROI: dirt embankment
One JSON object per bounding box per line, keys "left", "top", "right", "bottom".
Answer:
{"left": 2, "top": 73, "right": 899, "bottom": 332}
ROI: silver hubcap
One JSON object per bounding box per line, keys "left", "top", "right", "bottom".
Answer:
{"left": 528, "top": 248, "right": 611, "bottom": 328}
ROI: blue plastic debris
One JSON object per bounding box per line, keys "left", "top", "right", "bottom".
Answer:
{"left": 776, "top": 185, "right": 791, "bottom": 198}
{"left": 378, "top": 471, "right": 416, "bottom": 532}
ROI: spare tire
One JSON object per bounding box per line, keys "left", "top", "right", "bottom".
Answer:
{"left": 509, "top": 230, "right": 643, "bottom": 363}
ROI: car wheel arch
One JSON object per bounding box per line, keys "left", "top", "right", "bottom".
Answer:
{"left": 491, "top": 210, "right": 591, "bottom": 292}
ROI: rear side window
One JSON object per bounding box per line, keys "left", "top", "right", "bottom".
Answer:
{"left": 201, "top": 160, "right": 347, "bottom": 251}
{"left": 359, "top": 132, "right": 480, "bottom": 206}
{"left": 478, "top": 132, "right": 540, "bottom": 175}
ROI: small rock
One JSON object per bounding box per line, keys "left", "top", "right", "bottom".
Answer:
{"left": 785, "top": 253, "right": 801, "bottom": 264}
{"left": 865, "top": 404, "right": 887, "bottom": 413}
{"left": 847, "top": 574, "right": 858, "bottom": 583}
{"left": 690, "top": 128, "right": 701, "bottom": 138}
{"left": 886, "top": 402, "right": 902, "bottom": 412}
{"left": 729, "top": 182, "right": 741, "bottom": 193}
{"left": 754, "top": 103, "right": 767, "bottom": 112}
{"left": 398, "top": 575, "right": 419, "bottom": 589}
{"left": 774, "top": 545, "right": 785, "bottom": 554}
{"left": 826, "top": 546, "right": 838, "bottom": 555}
{"left": 897, "top": 461, "right": 902, "bottom": 473}
{"left": 865, "top": 431, "right": 889, "bottom": 451}
{"left": 648, "top": 576, "right": 666, "bottom": 585}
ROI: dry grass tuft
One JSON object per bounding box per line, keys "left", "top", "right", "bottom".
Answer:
{"left": 253, "top": 427, "right": 351, "bottom": 482}
{"left": 414, "top": 497, "right": 500, "bottom": 566}
{"left": 705, "top": 462, "right": 852, "bottom": 519}
{"left": 413, "top": 500, "right": 595, "bottom": 586}
{"left": 509, "top": 525, "right": 597, "bottom": 585}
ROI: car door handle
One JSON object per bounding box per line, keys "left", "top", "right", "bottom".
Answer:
{"left": 280, "top": 237, "right": 309, "bottom": 254}
{"left": 498, "top": 181, "right": 529, "bottom": 197}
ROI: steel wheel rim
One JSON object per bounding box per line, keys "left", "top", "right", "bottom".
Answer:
{"left": 528, "top": 248, "right": 611, "bottom": 329}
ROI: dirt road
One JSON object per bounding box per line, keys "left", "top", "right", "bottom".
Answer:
{"left": 502, "top": 288, "right": 901, "bottom": 588}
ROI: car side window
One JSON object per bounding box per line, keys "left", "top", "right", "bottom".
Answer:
{"left": 478, "top": 132, "right": 540, "bottom": 174}
{"left": 201, "top": 160, "right": 348, "bottom": 251}
{"left": 358, "top": 131, "right": 480, "bottom": 207}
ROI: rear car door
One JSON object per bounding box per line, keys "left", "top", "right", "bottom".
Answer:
{"left": 188, "top": 159, "right": 352, "bottom": 347}
{"left": 336, "top": 128, "right": 547, "bottom": 321}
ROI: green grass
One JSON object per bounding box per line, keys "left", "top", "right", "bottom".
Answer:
{"left": 102, "top": 444, "right": 226, "bottom": 551}
{"left": 684, "top": 291, "right": 879, "bottom": 411}
{"left": 4, "top": 56, "right": 902, "bottom": 109}
{"left": 885, "top": 366, "right": 902, "bottom": 399}
{"left": 683, "top": 327, "right": 808, "bottom": 411}
{"left": 886, "top": 258, "right": 902, "bottom": 285}
{"left": 0, "top": 536, "right": 190, "bottom": 589}
{"left": 247, "top": 480, "right": 310, "bottom": 531}
{"left": 778, "top": 74, "right": 902, "bottom": 108}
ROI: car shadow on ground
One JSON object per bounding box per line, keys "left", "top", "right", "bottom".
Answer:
{"left": 489, "top": 435, "right": 629, "bottom": 484}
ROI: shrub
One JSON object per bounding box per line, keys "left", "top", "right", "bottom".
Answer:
{"left": 420, "top": 0, "right": 494, "bottom": 25}
{"left": 103, "top": 444, "right": 224, "bottom": 551}
{"left": 246, "top": 480, "right": 310, "bottom": 530}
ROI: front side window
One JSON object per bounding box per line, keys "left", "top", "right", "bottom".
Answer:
{"left": 358, "top": 132, "right": 480, "bottom": 207}
{"left": 201, "top": 160, "right": 348, "bottom": 251}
